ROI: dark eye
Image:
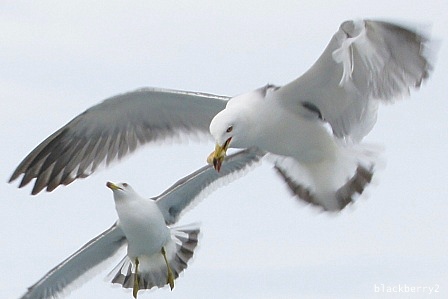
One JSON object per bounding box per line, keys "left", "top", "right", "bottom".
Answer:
{"left": 226, "top": 126, "right": 233, "bottom": 133}
{"left": 123, "top": 183, "right": 128, "bottom": 187}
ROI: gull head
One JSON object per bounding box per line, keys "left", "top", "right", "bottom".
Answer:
{"left": 106, "top": 181, "right": 137, "bottom": 201}
{"left": 208, "top": 102, "right": 254, "bottom": 172}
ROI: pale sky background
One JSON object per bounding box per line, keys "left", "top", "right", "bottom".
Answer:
{"left": 1, "top": 1, "right": 447, "bottom": 299}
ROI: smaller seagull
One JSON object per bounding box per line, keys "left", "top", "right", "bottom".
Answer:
{"left": 106, "top": 181, "right": 179, "bottom": 298}
{"left": 18, "top": 148, "right": 262, "bottom": 299}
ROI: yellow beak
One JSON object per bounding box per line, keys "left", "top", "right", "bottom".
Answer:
{"left": 207, "top": 138, "right": 231, "bottom": 172}
{"left": 106, "top": 181, "right": 122, "bottom": 190}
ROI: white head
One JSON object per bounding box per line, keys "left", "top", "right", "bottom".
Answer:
{"left": 208, "top": 91, "right": 261, "bottom": 171}
{"left": 210, "top": 108, "right": 245, "bottom": 149}
{"left": 106, "top": 181, "right": 138, "bottom": 202}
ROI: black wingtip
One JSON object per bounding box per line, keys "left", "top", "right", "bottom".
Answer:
{"left": 8, "top": 175, "right": 17, "bottom": 184}
{"left": 8, "top": 167, "right": 22, "bottom": 184}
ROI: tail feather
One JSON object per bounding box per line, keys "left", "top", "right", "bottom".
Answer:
{"left": 273, "top": 143, "right": 381, "bottom": 211}
{"left": 109, "top": 258, "right": 133, "bottom": 288}
{"left": 108, "top": 224, "right": 200, "bottom": 291}
{"left": 335, "top": 165, "right": 374, "bottom": 208}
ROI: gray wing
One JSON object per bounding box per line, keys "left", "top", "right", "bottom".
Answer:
{"left": 10, "top": 87, "right": 228, "bottom": 195}
{"left": 19, "top": 223, "right": 126, "bottom": 299}
{"left": 156, "top": 147, "right": 264, "bottom": 225}
{"left": 276, "top": 19, "right": 433, "bottom": 141}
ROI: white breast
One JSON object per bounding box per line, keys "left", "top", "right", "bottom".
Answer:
{"left": 115, "top": 199, "right": 170, "bottom": 259}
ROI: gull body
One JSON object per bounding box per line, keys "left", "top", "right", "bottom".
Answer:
{"left": 111, "top": 182, "right": 170, "bottom": 259}
{"left": 210, "top": 86, "right": 360, "bottom": 211}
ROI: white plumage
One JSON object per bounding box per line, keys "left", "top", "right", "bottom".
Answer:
{"left": 111, "top": 183, "right": 170, "bottom": 260}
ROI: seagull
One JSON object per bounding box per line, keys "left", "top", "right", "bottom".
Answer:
{"left": 18, "top": 148, "right": 262, "bottom": 299}
{"left": 208, "top": 19, "right": 433, "bottom": 210}
{"left": 10, "top": 19, "right": 433, "bottom": 210}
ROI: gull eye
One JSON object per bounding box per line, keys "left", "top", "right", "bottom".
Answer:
{"left": 122, "top": 183, "right": 128, "bottom": 187}
{"left": 226, "top": 126, "right": 233, "bottom": 133}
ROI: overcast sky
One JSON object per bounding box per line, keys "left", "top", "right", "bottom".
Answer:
{"left": 1, "top": 1, "right": 447, "bottom": 299}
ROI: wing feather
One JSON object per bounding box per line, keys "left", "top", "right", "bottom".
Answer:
{"left": 276, "top": 19, "right": 432, "bottom": 142}
{"left": 19, "top": 223, "right": 126, "bottom": 299}
{"left": 156, "top": 148, "right": 264, "bottom": 224}
{"left": 10, "top": 87, "right": 228, "bottom": 194}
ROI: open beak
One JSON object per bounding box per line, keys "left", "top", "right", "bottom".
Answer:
{"left": 207, "top": 138, "right": 232, "bottom": 172}
{"left": 106, "top": 181, "right": 121, "bottom": 190}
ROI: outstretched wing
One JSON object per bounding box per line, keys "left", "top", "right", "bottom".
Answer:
{"left": 276, "top": 19, "right": 432, "bottom": 141}
{"left": 156, "top": 147, "right": 264, "bottom": 225}
{"left": 10, "top": 87, "right": 228, "bottom": 194}
{"left": 20, "top": 223, "right": 126, "bottom": 299}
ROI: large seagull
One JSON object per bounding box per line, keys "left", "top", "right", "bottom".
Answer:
{"left": 10, "top": 19, "right": 433, "bottom": 211}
